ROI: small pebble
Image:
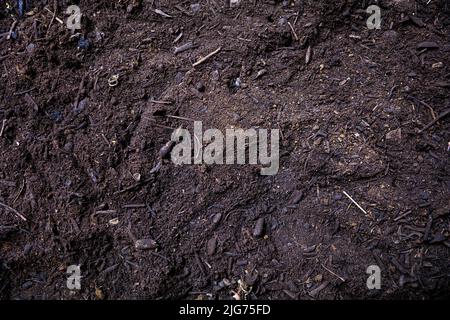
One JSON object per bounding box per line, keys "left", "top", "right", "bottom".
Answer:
{"left": 73, "top": 98, "right": 88, "bottom": 114}
{"left": 26, "top": 43, "right": 36, "bottom": 54}
{"left": 232, "top": 113, "right": 241, "bottom": 122}
{"left": 211, "top": 70, "right": 220, "bottom": 82}
{"left": 77, "top": 37, "right": 90, "bottom": 50}
{"left": 278, "top": 16, "right": 287, "bottom": 26}
{"left": 290, "top": 190, "right": 304, "bottom": 205}
{"left": 49, "top": 111, "right": 63, "bottom": 122}
{"left": 63, "top": 142, "right": 73, "bottom": 152}
{"left": 175, "top": 72, "right": 185, "bottom": 84}
{"left": 212, "top": 213, "right": 222, "bottom": 224}
{"left": 231, "top": 77, "right": 241, "bottom": 90}
{"left": 191, "top": 3, "right": 201, "bottom": 12}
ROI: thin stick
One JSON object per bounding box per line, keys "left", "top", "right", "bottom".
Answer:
{"left": 14, "top": 87, "right": 35, "bottom": 96}
{"left": 44, "top": 7, "right": 64, "bottom": 24}
{"left": 407, "top": 95, "right": 437, "bottom": 119}
{"left": 173, "top": 32, "right": 183, "bottom": 44}
{"left": 0, "top": 201, "right": 27, "bottom": 221}
{"left": 24, "top": 93, "right": 39, "bottom": 111}
{"left": 294, "top": 10, "right": 300, "bottom": 25}
{"left": 74, "top": 74, "right": 87, "bottom": 110}
{"left": 0, "top": 119, "right": 6, "bottom": 137}
{"left": 419, "top": 107, "right": 450, "bottom": 133}
{"left": 95, "top": 210, "right": 117, "bottom": 215}
{"left": 46, "top": 1, "right": 57, "bottom": 35}
{"left": 287, "top": 22, "right": 299, "bottom": 41}
{"left": 149, "top": 99, "right": 173, "bottom": 105}
{"left": 343, "top": 190, "right": 368, "bottom": 215}
{"left": 321, "top": 264, "right": 345, "bottom": 282}
{"left": 7, "top": 21, "right": 18, "bottom": 40}
{"left": 122, "top": 204, "right": 146, "bottom": 209}
{"left": 394, "top": 210, "right": 412, "bottom": 222}
{"left": 192, "top": 47, "right": 221, "bottom": 67}
{"left": 165, "top": 115, "right": 195, "bottom": 122}
{"left": 144, "top": 117, "right": 176, "bottom": 130}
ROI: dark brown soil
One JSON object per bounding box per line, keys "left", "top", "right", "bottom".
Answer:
{"left": 1, "top": 0, "right": 450, "bottom": 300}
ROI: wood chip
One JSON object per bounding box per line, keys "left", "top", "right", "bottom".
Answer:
{"left": 154, "top": 9, "right": 172, "bottom": 18}
{"left": 253, "top": 218, "right": 265, "bottom": 238}
{"left": 207, "top": 236, "right": 217, "bottom": 255}
{"left": 290, "top": 190, "right": 304, "bottom": 205}
{"left": 212, "top": 213, "right": 222, "bottom": 224}
{"left": 417, "top": 41, "right": 439, "bottom": 50}
{"left": 135, "top": 238, "right": 158, "bottom": 250}
{"left": 305, "top": 46, "right": 312, "bottom": 64}
{"left": 174, "top": 41, "right": 194, "bottom": 54}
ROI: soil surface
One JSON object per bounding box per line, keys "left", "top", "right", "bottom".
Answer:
{"left": 1, "top": 0, "right": 450, "bottom": 300}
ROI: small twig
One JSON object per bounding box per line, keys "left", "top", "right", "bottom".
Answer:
{"left": 7, "top": 21, "right": 18, "bottom": 40}
{"left": 0, "top": 119, "right": 6, "bottom": 137}
{"left": 46, "top": 3, "right": 57, "bottom": 35}
{"left": 293, "top": 10, "right": 300, "bottom": 25}
{"left": 95, "top": 210, "right": 117, "bottom": 215}
{"left": 101, "top": 133, "right": 111, "bottom": 147}
{"left": 144, "top": 118, "right": 177, "bottom": 131}
{"left": 174, "top": 5, "right": 193, "bottom": 17}
{"left": 387, "top": 85, "right": 398, "bottom": 100}
{"left": 0, "top": 201, "right": 27, "bottom": 221}
{"left": 152, "top": 123, "right": 176, "bottom": 130}
{"left": 165, "top": 115, "right": 196, "bottom": 122}
{"left": 321, "top": 264, "right": 346, "bottom": 282}
{"left": 419, "top": 107, "right": 450, "bottom": 133}
{"left": 343, "top": 190, "right": 368, "bottom": 215}
{"left": 192, "top": 47, "right": 222, "bottom": 67}
{"left": 114, "top": 178, "right": 153, "bottom": 195}
{"left": 44, "top": 7, "right": 64, "bottom": 24}
{"left": 149, "top": 99, "right": 173, "bottom": 105}
{"left": 418, "top": 100, "right": 436, "bottom": 119}
{"left": 74, "top": 74, "right": 87, "bottom": 110}
{"left": 122, "top": 204, "right": 146, "bottom": 209}
{"left": 287, "top": 22, "right": 299, "bottom": 41}
{"left": 237, "top": 37, "right": 251, "bottom": 42}
{"left": 407, "top": 95, "right": 437, "bottom": 119}
{"left": 24, "top": 93, "right": 39, "bottom": 111}
{"left": 150, "top": 251, "right": 170, "bottom": 261}
{"left": 173, "top": 32, "right": 183, "bottom": 44}
{"left": 394, "top": 210, "right": 412, "bottom": 222}
{"left": 14, "top": 87, "right": 35, "bottom": 96}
